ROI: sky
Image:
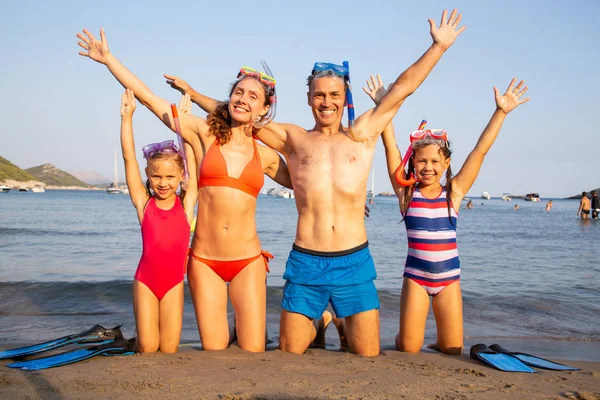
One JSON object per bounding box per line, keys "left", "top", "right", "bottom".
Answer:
{"left": 1, "top": 0, "right": 599, "bottom": 197}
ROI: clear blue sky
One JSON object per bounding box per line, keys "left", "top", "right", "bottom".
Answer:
{"left": 1, "top": 0, "right": 598, "bottom": 197}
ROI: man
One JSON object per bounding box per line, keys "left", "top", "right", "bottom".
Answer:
{"left": 578, "top": 192, "right": 591, "bottom": 220}
{"left": 254, "top": 9, "right": 465, "bottom": 356}
{"left": 591, "top": 191, "right": 599, "bottom": 219}
{"left": 168, "top": 9, "right": 465, "bottom": 356}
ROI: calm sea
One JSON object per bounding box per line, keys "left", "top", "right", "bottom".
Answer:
{"left": 1, "top": 190, "right": 599, "bottom": 360}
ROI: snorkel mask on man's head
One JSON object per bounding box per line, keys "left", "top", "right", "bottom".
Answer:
{"left": 308, "top": 61, "right": 355, "bottom": 129}
{"left": 236, "top": 61, "right": 277, "bottom": 128}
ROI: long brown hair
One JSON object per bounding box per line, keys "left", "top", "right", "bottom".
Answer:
{"left": 206, "top": 76, "right": 274, "bottom": 145}
{"left": 144, "top": 151, "right": 187, "bottom": 203}
{"left": 400, "top": 141, "right": 454, "bottom": 224}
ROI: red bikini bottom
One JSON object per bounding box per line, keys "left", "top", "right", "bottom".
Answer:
{"left": 189, "top": 250, "right": 272, "bottom": 282}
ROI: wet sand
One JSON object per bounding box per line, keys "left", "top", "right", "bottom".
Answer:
{"left": 1, "top": 343, "right": 599, "bottom": 399}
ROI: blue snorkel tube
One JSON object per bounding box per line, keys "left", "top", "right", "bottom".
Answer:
{"left": 343, "top": 61, "right": 355, "bottom": 129}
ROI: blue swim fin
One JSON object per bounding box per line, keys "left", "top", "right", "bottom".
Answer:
{"left": 489, "top": 344, "right": 579, "bottom": 371}
{"left": 470, "top": 344, "right": 537, "bottom": 373}
{"left": 0, "top": 325, "right": 123, "bottom": 360}
{"left": 7, "top": 338, "right": 135, "bottom": 370}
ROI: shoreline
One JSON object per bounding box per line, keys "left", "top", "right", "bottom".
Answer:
{"left": 1, "top": 345, "right": 598, "bottom": 399}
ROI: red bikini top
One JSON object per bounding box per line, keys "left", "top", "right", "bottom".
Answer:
{"left": 198, "top": 139, "right": 264, "bottom": 198}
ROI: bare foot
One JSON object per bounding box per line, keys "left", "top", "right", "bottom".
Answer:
{"left": 309, "top": 311, "right": 332, "bottom": 349}
{"left": 333, "top": 316, "right": 350, "bottom": 352}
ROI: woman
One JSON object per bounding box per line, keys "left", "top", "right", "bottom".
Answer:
{"left": 77, "top": 28, "right": 291, "bottom": 352}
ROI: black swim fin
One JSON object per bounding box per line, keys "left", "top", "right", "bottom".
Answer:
{"left": 0, "top": 325, "right": 124, "bottom": 360}
{"left": 470, "top": 344, "right": 536, "bottom": 373}
{"left": 7, "top": 338, "right": 136, "bottom": 370}
{"left": 489, "top": 344, "right": 579, "bottom": 371}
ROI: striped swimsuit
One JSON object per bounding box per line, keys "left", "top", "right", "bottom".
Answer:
{"left": 403, "top": 186, "right": 460, "bottom": 296}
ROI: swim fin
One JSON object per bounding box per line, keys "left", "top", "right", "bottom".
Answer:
{"left": 489, "top": 344, "right": 579, "bottom": 371}
{"left": 470, "top": 344, "right": 536, "bottom": 373}
{"left": 7, "top": 338, "right": 135, "bottom": 370}
{"left": 0, "top": 325, "right": 124, "bottom": 360}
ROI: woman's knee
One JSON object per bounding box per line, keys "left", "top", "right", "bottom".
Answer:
{"left": 159, "top": 343, "right": 180, "bottom": 354}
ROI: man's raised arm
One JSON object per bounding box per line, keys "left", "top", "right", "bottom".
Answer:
{"left": 358, "top": 9, "right": 466, "bottom": 139}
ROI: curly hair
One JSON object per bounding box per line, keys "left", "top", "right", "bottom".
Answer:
{"left": 206, "top": 76, "right": 274, "bottom": 145}
{"left": 400, "top": 141, "right": 454, "bottom": 224}
{"left": 144, "top": 151, "right": 187, "bottom": 203}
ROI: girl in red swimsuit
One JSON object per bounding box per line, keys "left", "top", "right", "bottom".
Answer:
{"left": 120, "top": 89, "right": 197, "bottom": 353}
{"left": 80, "top": 28, "right": 292, "bottom": 352}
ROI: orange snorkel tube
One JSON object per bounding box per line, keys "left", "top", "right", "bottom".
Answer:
{"left": 394, "top": 120, "right": 427, "bottom": 187}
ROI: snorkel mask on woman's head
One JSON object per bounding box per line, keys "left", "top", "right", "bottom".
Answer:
{"left": 309, "top": 61, "right": 355, "bottom": 129}
{"left": 236, "top": 61, "right": 277, "bottom": 128}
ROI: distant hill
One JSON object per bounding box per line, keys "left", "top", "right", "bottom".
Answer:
{"left": 26, "top": 164, "right": 90, "bottom": 187}
{"left": 70, "top": 171, "right": 111, "bottom": 185}
{"left": 566, "top": 188, "right": 600, "bottom": 199}
{"left": 0, "top": 156, "right": 37, "bottom": 182}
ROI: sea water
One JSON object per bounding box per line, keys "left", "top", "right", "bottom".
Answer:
{"left": 1, "top": 191, "right": 599, "bottom": 360}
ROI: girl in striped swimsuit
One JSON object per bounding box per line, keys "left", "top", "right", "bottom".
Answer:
{"left": 363, "top": 75, "right": 530, "bottom": 355}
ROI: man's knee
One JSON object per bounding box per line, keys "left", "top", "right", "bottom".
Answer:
{"left": 279, "top": 338, "right": 308, "bottom": 355}
{"left": 352, "top": 344, "right": 380, "bottom": 357}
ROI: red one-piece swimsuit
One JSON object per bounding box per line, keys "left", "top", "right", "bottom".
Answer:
{"left": 134, "top": 197, "right": 190, "bottom": 299}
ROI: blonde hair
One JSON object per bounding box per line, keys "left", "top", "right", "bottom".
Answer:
{"left": 401, "top": 141, "right": 454, "bottom": 224}
{"left": 144, "top": 152, "right": 187, "bottom": 202}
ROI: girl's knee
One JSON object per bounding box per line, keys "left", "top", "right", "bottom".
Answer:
{"left": 439, "top": 345, "right": 463, "bottom": 355}
{"left": 396, "top": 334, "right": 422, "bottom": 353}
{"left": 398, "top": 343, "right": 422, "bottom": 353}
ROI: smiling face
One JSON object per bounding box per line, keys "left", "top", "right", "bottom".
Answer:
{"left": 307, "top": 76, "right": 346, "bottom": 129}
{"left": 228, "top": 77, "right": 270, "bottom": 125}
{"left": 412, "top": 144, "right": 451, "bottom": 187}
{"left": 145, "top": 157, "right": 183, "bottom": 200}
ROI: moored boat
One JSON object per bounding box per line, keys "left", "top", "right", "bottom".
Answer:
{"left": 524, "top": 193, "right": 540, "bottom": 202}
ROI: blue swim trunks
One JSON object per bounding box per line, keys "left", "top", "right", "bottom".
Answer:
{"left": 281, "top": 242, "right": 379, "bottom": 319}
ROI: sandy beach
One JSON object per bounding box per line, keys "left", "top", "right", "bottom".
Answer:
{"left": 1, "top": 343, "right": 599, "bottom": 400}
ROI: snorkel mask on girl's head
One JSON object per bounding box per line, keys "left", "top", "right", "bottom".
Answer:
{"left": 310, "top": 61, "right": 355, "bottom": 129}
{"left": 410, "top": 129, "right": 448, "bottom": 148}
{"left": 394, "top": 121, "right": 450, "bottom": 187}
{"left": 236, "top": 61, "right": 277, "bottom": 128}
{"left": 142, "top": 140, "right": 183, "bottom": 160}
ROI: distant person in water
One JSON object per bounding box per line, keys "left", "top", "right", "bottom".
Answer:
{"left": 545, "top": 200, "right": 553, "bottom": 212}
{"left": 591, "top": 191, "right": 599, "bottom": 219}
{"left": 466, "top": 200, "right": 474, "bottom": 209}
{"left": 514, "top": 204, "right": 519, "bottom": 210}
{"left": 577, "top": 192, "right": 591, "bottom": 220}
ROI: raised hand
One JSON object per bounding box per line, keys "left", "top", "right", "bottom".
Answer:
{"left": 494, "top": 78, "right": 530, "bottom": 114}
{"left": 77, "top": 28, "right": 111, "bottom": 64}
{"left": 165, "top": 74, "right": 192, "bottom": 95}
{"left": 178, "top": 93, "right": 192, "bottom": 115}
{"left": 429, "top": 9, "right": 466, "bottom": 51}
{"left": 120, "top": 89, "right": 136, "bottom": 118}
{"left": 362, "top": 75, "right": 389, "bottom": 105}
